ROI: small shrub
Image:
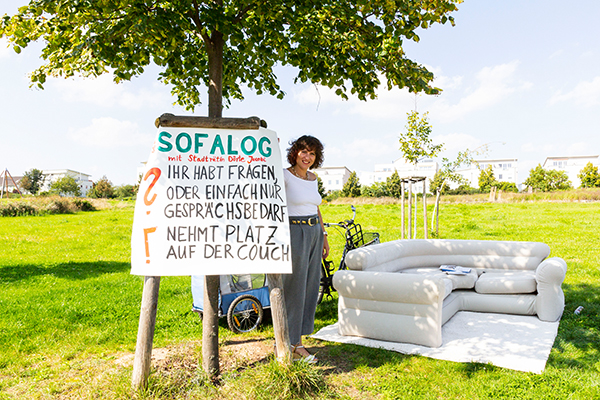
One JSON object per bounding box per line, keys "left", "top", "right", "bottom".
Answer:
{"left": 73, "top": 199, "right": 96, "bottom": 211}
{"left": 43, "top": 198, "right": 76, "bottom": 214}
{"left": 0, "top": 202, "right": 37, "bottom": 216}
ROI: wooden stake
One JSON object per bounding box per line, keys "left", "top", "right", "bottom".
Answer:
{"left": 202, "top": 275, "right": 220, "bottom": 379}
{"left": 408, "top": 181, "right": 413, "bottom": 239}
{"left": 401, "top": 181, "right": 405, "bottom": 240}
{"left": 423, "top": 183, "right": 427, "bottom": 239}
{"left": 267, "top": 274, "right": 292, "bottom": 363}
{"left": 132, "top": 276, "right": 161, "bottom": 390}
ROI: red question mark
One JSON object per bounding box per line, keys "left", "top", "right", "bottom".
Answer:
{"left": 143, "top": 168, "right": 161, "bottom": 214}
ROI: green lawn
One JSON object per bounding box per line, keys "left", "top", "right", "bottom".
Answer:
{"left": 1, "top": 201, "right": 599, "bottom": 399}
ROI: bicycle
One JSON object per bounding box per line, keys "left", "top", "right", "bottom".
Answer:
{"left": 317, "top": 205, "right": 380, "bottom": 304}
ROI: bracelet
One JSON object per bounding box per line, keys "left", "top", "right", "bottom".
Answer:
{"left": 323, "top": 231, "right": 328, "bottom": 236}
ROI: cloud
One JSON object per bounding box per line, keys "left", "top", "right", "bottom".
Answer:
{"left": 548, "top": 76, "right": 600, "bottom": 107}
{"left": 324, "top": 134, "right": 401, "bottom": 170}
{"left": 50, "top": 73, "right": 170, "bottom": 110}
{"left": 432, "top": 61, "right": 532, "bottom": 122}
{"left": 70, "top": 117, "right": 153, "bottom": 147}
{"left": 433, "top": 132, "right": 483, "bottom": 158}
{"left": 0, "top": 38, "right": 11, "bottom": 59}
{"left": 566, "top": 141, "right": 591, "bottom": 156}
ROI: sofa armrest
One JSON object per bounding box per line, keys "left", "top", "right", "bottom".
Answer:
{"left": 333, "top": 270, "right": 445, "bottom": 304}
{"left": 535, "top": 257, "right": 567, "bottom": 321}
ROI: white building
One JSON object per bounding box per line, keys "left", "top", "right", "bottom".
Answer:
{"left": 41, "top": 169, "right": 93, "bottom": 196}
{"left": 542, "top": 155, "right": 599, "bottom": 188}
{"left": 455, "top": 158, "right": 518, "bottom": 189}
{"left": 360, "top": 157, "right": 438, "bottom": 192}
{"left": 313, "top": 166, "right": 352, "bottom": 193}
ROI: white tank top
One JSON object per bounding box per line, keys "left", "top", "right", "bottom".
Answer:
{"left": 283, "top": 169, "right": 322, "bottom": 216}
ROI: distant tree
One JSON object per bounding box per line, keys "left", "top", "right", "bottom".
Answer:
{"left": 20, "top": 168, "right": 45, "bottom": 195}
{"left": 361, "top": 182, "right": 389, "bottom": 198}
{"left": 478, "top": 164, "right": 498, "bottom": 192}
{"left": 524, "top": 165, "right": 572, "bottom": 192}
{"left": 50, "top": 176, "right": 81, "bottom": 197}
{"left": 341, "top": 172, "right": 361, "bottom": 198}
{"left": 89, "top": 176, "right": 115, "bottom": 199}
{"left": 399, "top": 111, "right": 443, "bottom": 165}
{"left": 578, "top": 162, "right": 600, "bottom": 188}
{"left": 429, "top": 170, "right": 451, "bottom": 195}
{"left": 316, "top": 175, "right": 327, "bottom": 199}
{"left": 386, "top": 171, "right": 402, "bottom": 198}
{"left": 114, "top": 184, "right": 138, "bottom": 199}
{"left": 497, "top": 181, "right": 518, "bottom": 193}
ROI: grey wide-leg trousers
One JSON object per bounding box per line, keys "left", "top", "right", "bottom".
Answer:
{"left": 282, "top": 216, "right": 324, "bottom": 345}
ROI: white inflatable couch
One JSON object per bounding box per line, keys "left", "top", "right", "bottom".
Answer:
{"left": 333, "top": 239, "right": 567, "bottom": 347}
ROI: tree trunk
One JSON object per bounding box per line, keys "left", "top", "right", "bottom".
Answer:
{"left": 203, "top": 22, "right": 224, "bottom": 379}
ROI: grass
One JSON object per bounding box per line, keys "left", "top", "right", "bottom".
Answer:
{"left": 1, "top": 198, "right": 599, "bottom": 398}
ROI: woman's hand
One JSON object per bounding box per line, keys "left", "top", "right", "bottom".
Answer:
{"left": 322, "top": 235, "right": 330, "bottom": 259}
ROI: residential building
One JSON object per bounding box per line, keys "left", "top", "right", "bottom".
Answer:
{"left": 313, "top": 166, "right": 352, "bottom": 193}
{"left": 0, "top": 172, "right": 23, "bottom": 195}
{"left": 542, "top": 155, "right": 599, "bottom": 188}
{"left": 455, "top": 158, "right": 518, "bottom": 189}
{"left": 360, "top": 157, "right": 438, "bottom": 192}
{"left": 41, "top": 169, "right": 93, "bottom": 196}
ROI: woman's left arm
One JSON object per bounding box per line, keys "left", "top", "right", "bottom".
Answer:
{"left": 317, "top": 206, "right": 329, "bottom": 259}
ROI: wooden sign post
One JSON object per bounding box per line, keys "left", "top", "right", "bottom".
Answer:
{"left": 130, "top": 114, "right": 292, "bottom": 389}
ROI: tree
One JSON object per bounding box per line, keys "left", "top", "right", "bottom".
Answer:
{"left": 386, "top": 171, "right": 402, "bottom": 198}
{"left": 342, "top": 172, "right": 361, "bottom": 198}
{"left": 50, "top": 177, "right": 81, "bottom": 197}
{"left": 578, "top": 162, "right": 600, "bottom": 188}
{"left": 429, "top": 170, "right": 451, "bottom": 195}
{"left": 316, "top": 175, "right": 326, "bottom": 199}
{"left": 115, "top": 184, "right": 138, "bottom": 199}
{"left": 20, "top": 168, "right": 45, "bottom": 195}
{"left": 1, "top": 1, "right": 460, "bottom": 116}
{"left": 399, "top": 111, "right": 443, "bottom": 165}
{"left": 89, "top": 176, "right": 115, "bottom": 198}
{"left": 478, "top": 164, "right": 498, "bottom": 192}
{"left": 524, "top": 165, "right": 572, "bottom": 192}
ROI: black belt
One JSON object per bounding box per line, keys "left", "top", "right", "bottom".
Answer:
{"left": 289, "top": 216, "right": 319, "bottom": 226}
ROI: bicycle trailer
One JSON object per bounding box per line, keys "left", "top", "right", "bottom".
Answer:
{"left": 191, "top": 274, "right": 271, "bottom": 333}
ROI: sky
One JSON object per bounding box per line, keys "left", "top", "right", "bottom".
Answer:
{"left": 1, "top": 1, "right": 600, "bottom": 186}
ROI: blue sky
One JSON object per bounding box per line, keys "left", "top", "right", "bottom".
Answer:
{"left": 2, "top": 1, "right": 600, "bottom": 186}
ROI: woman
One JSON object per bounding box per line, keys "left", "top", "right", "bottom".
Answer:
{"left": 282, "top": 135, "right": 329, "bottom": 363}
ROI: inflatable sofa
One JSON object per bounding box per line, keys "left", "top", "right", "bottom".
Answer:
{"left": 333, "top": 239, "right": 567, "bottom": 347}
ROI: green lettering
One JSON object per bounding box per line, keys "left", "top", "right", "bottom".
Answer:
{"left": 227, "top": 135, "right": 238, "bottom": 155}
{"left": 175, "top": 132, "right": 192, "bottom": 152}
{"left": 195, "top": 133, "right": 209, "bottom": 153}
{"left": 241, "top": 136, "right": 257, "bottom": 155}
{"left": 158, "top": 131, "right": 173, "bottom": 152}
{"left": 259, "top": 137, "right": 272, "bottom": 157}
{"left": 210, "top": 135, "right": 225, "bottom": 155}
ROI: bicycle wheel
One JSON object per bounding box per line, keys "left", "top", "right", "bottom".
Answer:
{"left": 226, "top": 294, "right": 264, "bottom": 333}
{"left": 317, "top": 259, "right": 335, "bottom": 304}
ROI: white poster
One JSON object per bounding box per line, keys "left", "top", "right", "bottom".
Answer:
{"left": 130, "top": 126, "right": 291, "bottom": 276}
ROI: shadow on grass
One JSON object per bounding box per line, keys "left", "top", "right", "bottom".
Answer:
{"left": 549, "top": 282, "right": 600, "bottom": 370}
{"left": 0, "top": 261, "right": 131, "bottom": 283}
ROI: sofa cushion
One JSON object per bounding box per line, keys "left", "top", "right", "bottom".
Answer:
{"left": 402, "top": 267, "right": 478, "bottom": 290}
{"left": 475, "top": 271, "right": 537, "bottom": 294}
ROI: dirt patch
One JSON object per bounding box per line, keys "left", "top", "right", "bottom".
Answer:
{"left": 114, "top": 337, "right": 276, "bottom": 377}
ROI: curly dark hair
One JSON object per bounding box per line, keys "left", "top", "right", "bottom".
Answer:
{"left": 286, "top": 135, "right": 324, "bottom": 169}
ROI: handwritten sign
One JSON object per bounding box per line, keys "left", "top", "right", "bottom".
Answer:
{"left": 131, "top": 126, "right": 291, "bottom": 276}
